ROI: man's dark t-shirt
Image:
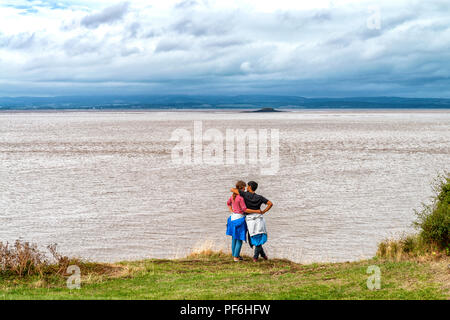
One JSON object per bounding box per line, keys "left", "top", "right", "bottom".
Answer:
{"left": 239, "top": 190, "right": 269, "bottom": 210}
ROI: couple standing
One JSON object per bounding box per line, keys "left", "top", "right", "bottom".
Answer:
{"left": 226, "top": 180, "right": 273, "bottom": 262}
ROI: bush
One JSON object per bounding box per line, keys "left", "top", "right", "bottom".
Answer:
{"left": 414, "top": 174, "right": 450, "bottom": 250}
{"left": 377, "top": 173, "right": 449, "bottom": 259}
{"left": 0, "top": 240, "right": 79, "bottom": 277}
{"left": 0, "top": 241, "right": 48, "bottom": 276}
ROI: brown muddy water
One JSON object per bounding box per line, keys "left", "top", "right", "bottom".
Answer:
{"left": 0, "top": 110, "right": 449, "bottom": 263}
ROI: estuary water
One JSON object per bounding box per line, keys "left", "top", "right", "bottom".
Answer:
{"left": 1, "top": 110, "right": 449, "bottom": 262}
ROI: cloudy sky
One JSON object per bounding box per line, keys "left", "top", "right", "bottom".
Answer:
{"left": 0, "top": 0, "right": 449, "bottom": 97}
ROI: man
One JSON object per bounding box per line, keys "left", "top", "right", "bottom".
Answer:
{"left": 230, "top": 181, "right": 273, "bottom": 261}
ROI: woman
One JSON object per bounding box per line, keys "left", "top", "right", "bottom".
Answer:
{"left": 226, "top": 181, "right": 261, "bottom": 261}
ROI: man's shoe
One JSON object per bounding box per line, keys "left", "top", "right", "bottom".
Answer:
{"left": 262, "top": 255, "right": 268, "bottom": 260}
{"left": 253, "top": 258, "right": 258, "bottom": 262}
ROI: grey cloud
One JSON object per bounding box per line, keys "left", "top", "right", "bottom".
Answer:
{"left": 63, "top": 36, "right": 105, "bottom": 56}
{"left": 382, "top": 13, "right": 416, "bottom": 30}
{"left": 358, "top": 28, "right": 383, "bottom": 40}
{"left": 171, "top": 15, "right": 232, "bottom": 36}
{"left": 121, "top": 46, "right": 140, "bottom": 56}
{"left": 312, "top": 11, "right": 332, "bottom": 22}
{"left": 125, "top": 22, "right": 141, "bottom": 38}
{"left": 174, "top": 0, "right": 198, "bottom": 10}
{"left": 154, "top": 39, "right": 191, "bottom": 53}
{"left": 203, "top": 38, "right": 248, "bottom": 48}
{"left": 356, "top": 13, "right": 416, "bottom": 40}
{"left": 0, "top": 32, "right": 36, "bottom": 50}
{"left": 142, "top": 30, "right": 158, "bottom": 38}
{"left": 171, "top": 19, "right": 207, "bottom": 36}
{"left": 275, "top": 9, "right": 333, "bottom": 30}
{"left": 81, "top": 2, "right": 130, "bottom": 29}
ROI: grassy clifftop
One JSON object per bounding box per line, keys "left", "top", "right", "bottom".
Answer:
{"left": 1, "top": 251, "right": 448, "bottom": 300}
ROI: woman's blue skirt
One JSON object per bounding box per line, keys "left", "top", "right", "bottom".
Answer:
{"left": 226, "top": 216, "right": 247, "bottom": 241}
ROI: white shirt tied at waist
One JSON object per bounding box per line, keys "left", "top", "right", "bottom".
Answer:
{"left": 245, "top": 213, "right": 267, "bottom": 237}
{"left": 229, "top": 213, "right": 245, "bottom": 221}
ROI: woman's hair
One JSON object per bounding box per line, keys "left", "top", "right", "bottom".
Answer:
{"left": 233, "top": 180, "right": 246, "bottom": 200}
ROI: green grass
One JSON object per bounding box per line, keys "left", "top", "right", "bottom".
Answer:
{"left": 1, "top": 252, "right": 448, "bottom": 300}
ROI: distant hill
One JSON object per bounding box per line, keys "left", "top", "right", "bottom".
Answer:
{"left": 252, "top": 107, "right": 283, "bottom": 112}
{"left": 1, "top": 95, "right": 450, "bottom": 110}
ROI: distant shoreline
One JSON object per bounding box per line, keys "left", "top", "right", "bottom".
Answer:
{"left": 2, "top": 96, "right": 450, "bottom": 112}
{"left": 2, "top": 108, "right": 450, "bottom": 114}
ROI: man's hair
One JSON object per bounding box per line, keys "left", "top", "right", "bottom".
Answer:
{"left": 247, "top": 181, "right": 258, "bottom": 191}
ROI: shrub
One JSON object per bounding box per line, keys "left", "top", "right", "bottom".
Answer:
{"left": 414, "top": 174, "right": 450, "bottom": 250}
{"left": 0, "top": 241, "right": 48, "bottom": 276}
{"left": 377, "top": 173, "right": 449, "bottom": 259}
{"left": 0, "top": 240, "right": 78, "bottom": 277}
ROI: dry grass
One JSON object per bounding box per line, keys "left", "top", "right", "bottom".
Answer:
{"left": 0, "top": 241, "right": 52, "bottom": 277}
{"left": 376, "top": 235, "right": 448, "bottom": 262}
{"left": 77, "top": 264, "right": 132, "bottom": 285}
{"left": 185, "top": 240, "right": 226, "bottom": 259}
{"left": 0, "top": 240, "right": 126, "bottom": 282}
